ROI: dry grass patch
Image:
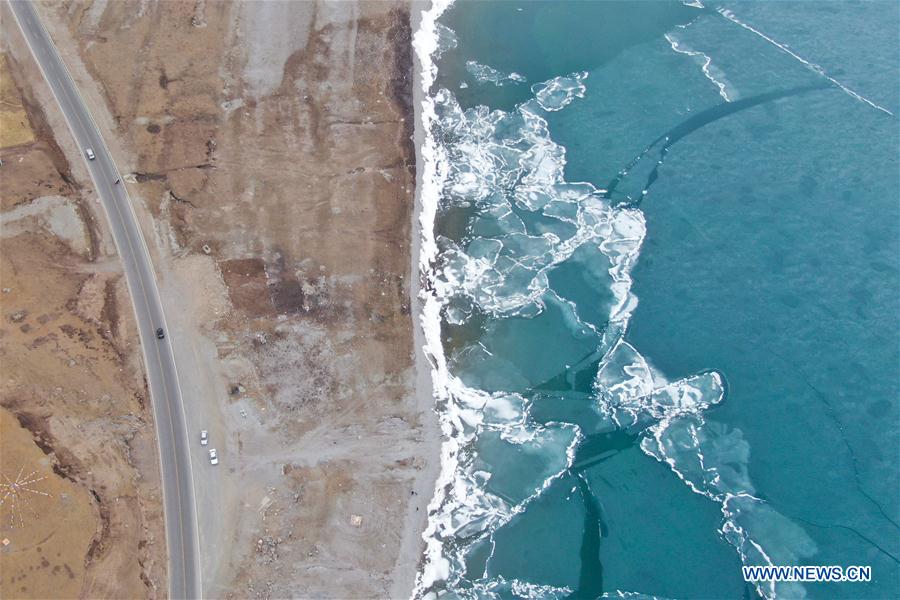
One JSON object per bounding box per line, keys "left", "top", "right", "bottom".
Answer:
{"left": 0, "top": 53, "right": 35, "bottom": 148}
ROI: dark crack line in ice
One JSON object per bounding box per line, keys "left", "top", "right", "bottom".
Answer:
{"left": 767, "top": 346, "right": 900, "bottom": 534}
{"left": 714, "top": 6, "right": 895, "bottom": 117}
{"left": 603, "top": 83, "right": 829, "bottom": 207}
{"left": 568, "top": 472, "right": 604, "bottom": 600}
{"left": 776, "top": 509, "right": 900, "bottom": 564}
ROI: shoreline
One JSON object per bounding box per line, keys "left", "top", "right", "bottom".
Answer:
{"left": 406, "top": 0, "right": 460, "bottom": 595}
{"left": 11, "top": 1, "right": 447, "bottom": 597}
{"left": 389, "top": 2, "right": 444, "bottom": 598}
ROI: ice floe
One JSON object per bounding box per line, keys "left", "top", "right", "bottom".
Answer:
{"left": 466, "top": 60, "right": 527, "bottom": 86}
{"left": 532, "top": 72, "right": 589, "bottom": 111}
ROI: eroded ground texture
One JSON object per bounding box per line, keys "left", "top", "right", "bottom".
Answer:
{"left": 30, "top": 1, "right": 436, "bottom": 598}
{"left": 0, "top": 12, "right": 166, "bottom": 598}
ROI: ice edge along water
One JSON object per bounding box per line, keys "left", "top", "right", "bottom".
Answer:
{"left": 664, "top": 30, "right": 735, "bottom": 102}
{"left": 713, "top": 3, "right": 893, "bottom": 116}
{"left": 678, "top": 1, "right": 893, "bottom": 116}
{"left": 412, "top": 2, "right": 817, "bottom": 598}
{"left": 412, "top": 1, "right": 457, "bottom": 593}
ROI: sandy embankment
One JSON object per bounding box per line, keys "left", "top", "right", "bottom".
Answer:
{"left": 395, "top": 4, "right": 443, "bottom": 596}
{"left": 399, "top": 2, "right": 444, "bottom": 598}
{"left": 31, "top": 0, "right": 441, "bottom": 597}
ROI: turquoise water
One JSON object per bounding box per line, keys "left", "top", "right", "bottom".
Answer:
{"left": 416, "top": 1, "right": 899, "bottom": 598}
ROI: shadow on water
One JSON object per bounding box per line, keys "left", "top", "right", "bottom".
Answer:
{"left": 603, "top": 82, "right": 831, "bottom": 206}
{"left": 565, "top": 431, "right": 637, "bottom": 599}
{"left": 570, "top": 430, "right": 637, "bottom": 474}
{"left": 533, "top": 348, "right": 605, "bottom": 393}
{"left": 568, "top": 472, "right": 605, "bottom": 600}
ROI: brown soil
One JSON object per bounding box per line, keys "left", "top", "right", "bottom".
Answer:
{"left": 0, "top": 51, "right": 77, "bottom": 212}
{"left": 0, "top": 407, "right": 95, "bottom": 599}
{"left": 0, "top": 23, "right": 165, "bottom": 600}
{"left": 0, "top": 53, "right": 35, "bottom": 148}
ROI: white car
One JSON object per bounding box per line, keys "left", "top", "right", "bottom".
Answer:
{"left": 209, "top": 448, "right": 218, "bottom": 465}
{"left": 200, "top": 430, "right": 208, "bottom": 446}
{"left": 85, "top": 148, "right": 95, "bottom": 160}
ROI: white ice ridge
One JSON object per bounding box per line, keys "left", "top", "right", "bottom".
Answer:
{"left": 467, "top": 576, "right": 573, "bottom": 599}
{"left": 415, "top": 375, "right": 583, "bottom": 596}
{"left": 413, "top": 0, "right": 454, "bottom": 96}
{"left": 413, "top": 2, "right": 577, "bottom": 597}
{"left": 411, "top": 0, "right": 458, "bottom": 595}
{"left": 465, "top": 60, "right": 527, "bottom": 86}
{"left": 434, "top": 22, "right": 458, "bottom": 60}
{"left": 665, "top": 32, "right": 735, "bottom": 102}
{"left": 532, "top": 72, "right": 588, "bottom": 111}
{"left": 716, "top": 7, "right": 894, "bottom": 116}
{"left": 413, "top": 8, "right": 635, "bottom": 592}
{"left": 594, "top": 341, "right": 818, "bottom": 599}
{"left": 601, "top": 592, "right": 672, "bottom": 600}
{"left": 429, "top": 88, "right": 640, "bottom": 330}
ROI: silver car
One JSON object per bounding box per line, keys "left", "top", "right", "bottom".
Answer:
{"left": 200, "top": 430, "right": 208, "bottom": 446}
{"left": 85, "top": 148, "right": 95, "bottom": 160}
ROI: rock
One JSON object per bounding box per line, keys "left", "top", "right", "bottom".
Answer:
{"left": 254, "top": 535, "right": 279, "bottom": 564}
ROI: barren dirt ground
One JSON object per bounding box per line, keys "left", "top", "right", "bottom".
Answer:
{"left": 32, "top": 1, "right": 440, "bottom": 598}
{"left": 0, "top": 408, "right": 95, "bottom": 599}
{"left": 0, "top": 10, "right": 166, "bottom": 598}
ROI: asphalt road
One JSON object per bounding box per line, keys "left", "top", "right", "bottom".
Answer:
{"left": 9, "top": 2, "right": 202, "bottom": 597}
